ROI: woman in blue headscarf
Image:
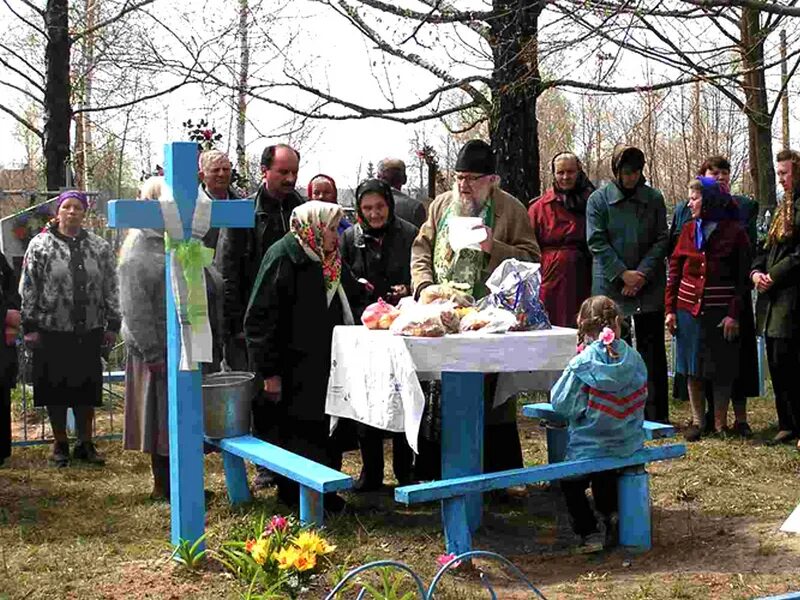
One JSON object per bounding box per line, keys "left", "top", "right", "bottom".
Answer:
{"left": 665, "top": 177, "right": 751, "bottom": 441}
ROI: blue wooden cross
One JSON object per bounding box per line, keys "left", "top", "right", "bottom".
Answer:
{"left": 108, "top": 142, "right": 254, "bottom": 547}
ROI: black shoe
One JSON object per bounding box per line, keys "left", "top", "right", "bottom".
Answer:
{"left": 49, "top": 441, "right": 70, "bottom": 468}
{"left": 253, "top": 467, "right": 276, "bottom": 490}
{"left": 683, "top": 424, "right": 702, "bottom": 442}
{"left": 325, "top": 493, "right": 347, "bottom": 515}
{"left": 732, "top": 422, "right": 753, "bottom": 438}
{"left": 353, "top": 472, "right": 383, "bottom": 493}
{"left": 72, "top": 441, "right": 105, "bottom": 465}
{"left": 770, "top": 430, "right": 796, "bottom": 445}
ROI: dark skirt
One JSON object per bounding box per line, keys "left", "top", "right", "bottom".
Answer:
{"left": 675, "top": 308, "right": 739, "bottom": 385}
{"left": 33, "top": 329, "right": 103, "bottom": 407}
{"left": 0, "top": 385, "right": 10, "bottom": 460}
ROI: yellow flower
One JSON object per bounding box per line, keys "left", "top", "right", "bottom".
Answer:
{"left": 292, "top": 550, "right": 317, "bottom": 572}
{"left": 292, "top": 531, "right": 336, "bottom": 555}
{"left": 250, "top": 538, "right": 270, "bottom": 566}
{"left": 273, "top": 546, "right": 301, "bottom": 570}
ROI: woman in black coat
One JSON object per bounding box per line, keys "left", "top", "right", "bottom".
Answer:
{"left": 0, "top": 251, "right": 20, "bottom": 466}
{"left": 244, "top": 201, "right": 359, "bottom": 509}
{"left": 341, "top": 178, "right": 419, "bottom": 490}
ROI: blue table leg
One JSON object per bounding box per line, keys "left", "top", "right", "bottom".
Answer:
{"left": 166, "top": 258, "right": 206, "bottom": 549}
{"left": 618, "top": 466, "right": 651, "bottom": 551}
{"left": 299, "top": 486, "right": 324, "bottom": 526}
{"left": 441, "top": 496, "right": 471, "bottom": 555}
{"left": 222, "top": 451, "right": 251, "bottom": 505}
{"left": 545, "top": 424, "right": 568, "bottom": 463}
{"left": 441, "top": 371, "right": 484, "bottom": 541}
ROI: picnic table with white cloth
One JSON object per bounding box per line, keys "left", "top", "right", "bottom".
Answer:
{"left": 325, "top": 324, "right": 577, "bottom": 540}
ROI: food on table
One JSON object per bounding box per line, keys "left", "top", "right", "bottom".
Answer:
{"left": 459, "top": 307, "right": 518, "bottom": 334}
{"left": 361, "top": 298, "right": 401, "bottom": 330}
{"left": 418, "top": 283, "right": 475, "bottom": 308}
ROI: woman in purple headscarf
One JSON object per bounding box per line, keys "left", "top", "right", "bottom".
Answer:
{"left": 665, "top": 177, "right": 751, "bottom": 441}
{"left": 20, "top": 190, "right": 121, "bottom": 467}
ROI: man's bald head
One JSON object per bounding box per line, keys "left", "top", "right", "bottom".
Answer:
{"left": 377, "top": 158, "right": 407, "bottom": 190}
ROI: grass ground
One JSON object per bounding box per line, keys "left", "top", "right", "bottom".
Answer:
{"left": 2, "top": 390, "right": 800, "bottom": 599}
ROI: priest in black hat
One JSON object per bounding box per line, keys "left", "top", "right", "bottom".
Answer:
{"left": 411, "top": 139, "right": 540, "bottom": 480}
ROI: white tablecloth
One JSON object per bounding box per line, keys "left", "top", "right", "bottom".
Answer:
{"left": 325, "top": 326, "right": 577, "bottom": 451}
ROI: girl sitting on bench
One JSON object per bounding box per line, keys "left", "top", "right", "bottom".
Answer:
{"left": 551, "top": 295, "right": 648, "bottom": 552}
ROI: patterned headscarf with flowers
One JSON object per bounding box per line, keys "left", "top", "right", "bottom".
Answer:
{"left": 290, "top": 202, "right": 352, "bottom": 321}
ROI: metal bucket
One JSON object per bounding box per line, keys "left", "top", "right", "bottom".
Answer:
{"left": 202, "top": 371, "right": 256, "bottom": 439}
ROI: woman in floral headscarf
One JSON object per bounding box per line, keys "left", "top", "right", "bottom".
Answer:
{"left": 244, "top": 201, "right": 360, "bottom": 510}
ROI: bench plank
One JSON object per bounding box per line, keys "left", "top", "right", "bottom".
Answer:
{"left": 396, "top": 444, "right": 686, "bottom": 504}
{"left": 522, "top": 403, "right": 676, "bottom": 440}
{"left": 208, "top": 435, "right": 353, "bottom": 493}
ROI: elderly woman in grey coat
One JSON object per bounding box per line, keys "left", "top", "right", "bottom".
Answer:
{"left": 118, "top": 177, "right": 170, "bottom": 499}
{"left": 119, "top": 176, "right": 225, "bottom": 500}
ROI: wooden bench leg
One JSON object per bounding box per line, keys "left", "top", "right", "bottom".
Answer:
{"left": 618, "top": 466, "right": 651, "bottom": 552}
{"left": 221, "top": 451, "right": 251, "bottom": 506}
{"left": 299, "top": 486, "right": 324, "bottom": 526}
{"left": 545, "top": 424, "right": 568, "bottom": 464}
{"left": 442, "top": 496, "right": 472, "bottom": 555}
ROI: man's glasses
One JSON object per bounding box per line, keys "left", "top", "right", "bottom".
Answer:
{"left": 455, "top": 173, "right": 489, "bottom": 184}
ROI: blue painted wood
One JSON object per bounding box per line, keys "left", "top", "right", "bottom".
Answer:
{"left": 107, "top": 141, "right": 255, "bottom": 550}
{"left": 108, "top": 199, "right": 255, "bottom": 229}
{"left": 395, "top": 444, "right": 686, "bottom": 504}
{"left": 440, "top": 371, "right": 484, "bottom": 533}
{"left": 441, "top": 496, "right": 471, "bottom": 555}
{"left": 618, "top": 466, "right": 651, "bottom": 551}
{"left": 522, "top": 403, "right": 676, "bottom": 441}
{"left": 753, "top": 593, "right": 800, "bottom": 600}
{"left": 209, "top": 435, "right": 353, "bottom": 493}
{"left": 299, "top": 486, "right": 324, "bottom": 526}
{"left": 757, "top": 335, "right": 766, "bottom": 397}
{"left": 545, "top": 424, "right": 568, "bottom": 464}
{"left": 221, "top": 451, "right": 251, "bottom": 505}
{"left": 102, "top": 370, "right": 125, "bottom": 383}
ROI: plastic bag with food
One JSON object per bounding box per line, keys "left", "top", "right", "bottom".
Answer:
{"left": 418, "top": 282, "right": 475, "bottom": 308}
{"left": 390, "top": 302, "right": 448, "bottom": 337}
{"left": 361, "top": 298, "right": 401, "bottom": 330}
{"left": 477, "top": 259, "right": 551, "bottom": 331}
{"left": 459, "top": 307, "right": 518, "bottom": 334}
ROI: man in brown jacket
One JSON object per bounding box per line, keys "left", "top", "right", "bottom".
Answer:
{"left": 410, "top": 139, "right": 540, "bottom": 480}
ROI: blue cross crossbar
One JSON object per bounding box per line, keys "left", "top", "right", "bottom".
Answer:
{"left": 395, "top": 443, "right": 686, "bottom": 555}
{"left": 522, "top": 402, "right": 677, "bottom": 440}
{"left": 206, "top": 435, "right": 353, "bottom": 526}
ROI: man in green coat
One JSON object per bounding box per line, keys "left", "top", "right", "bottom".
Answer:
{"left": 586, "top": 146, "right": 670, "bottom": 423}
{"left": 751, "top": 149, "right": 800, "bottom": 446}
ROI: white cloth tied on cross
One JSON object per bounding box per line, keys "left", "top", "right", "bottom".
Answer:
{"left": 159, "top": 185, "right": 214, "bottom": 371}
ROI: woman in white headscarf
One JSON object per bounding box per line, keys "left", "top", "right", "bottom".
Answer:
{"left": 244, "top": 201, "right": 359, "bottom": 511}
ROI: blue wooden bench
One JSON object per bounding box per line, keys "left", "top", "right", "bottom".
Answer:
{"left": 205, "top": 434, "right": 353, "bottom": 526}
{"left": 396, "top": 444, "right": 686, "bottom": 554}
{"left": 522, "top": 402, "right": 676, "bottom": 464}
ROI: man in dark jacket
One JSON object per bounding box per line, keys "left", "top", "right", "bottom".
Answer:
{"left": 377, "top": 158, "right": 427, "bottom": 228}
{"left": 215, "top": 143, "right": 303, "bottom": 488}
{"left": 752, "top": 149, "right": 800, "bottom": 446}
{"left": 586, "top": 145, "right": 670, "bottom": 423}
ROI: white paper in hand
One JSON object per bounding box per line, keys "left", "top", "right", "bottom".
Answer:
{"left": 448, "top": 216, "right": 487, "bottom": 251}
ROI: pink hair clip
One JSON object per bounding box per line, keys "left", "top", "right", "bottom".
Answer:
{"left": 599, "top": 327, "right": 615, "bottom": 346}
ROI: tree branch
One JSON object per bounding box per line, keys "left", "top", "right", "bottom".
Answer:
{"left": 0, "top": 101, "right": 42, "bottom": 138}
{"left": 2, "top": 0, "right": 45, "bottom": 37}
{"left": 335, "top": 0, "right": 492, "bottom": 24}
{"left": 0, "top": 79, "right": 43, "bottom": 104}
{"left": 71, "top": 0, "right": 158, "bottom": 42}
{"left": 0, "top": 55, "right": 45, "bottom": 93}
{"left": 681, "top": 0, "right": 800, "bottom": 16}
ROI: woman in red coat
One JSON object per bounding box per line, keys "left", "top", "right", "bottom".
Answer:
{"left": 528, "top": 152, "right": 595, "bottom": 327}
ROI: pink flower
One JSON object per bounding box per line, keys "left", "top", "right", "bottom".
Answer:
{"left": 576, "top": 343, "right": 586, "bottom": 354}
{"left": 599, "top": 327, "right": 615, "bottom": 346}
{"left": 436, "top": 553, "right": 461, "bottom": 568}
{"left": 266, "top": 515, "right": 288, "bottom": 535}
{"left": 202, "top": 129, "right": 213, "bottom": 140}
